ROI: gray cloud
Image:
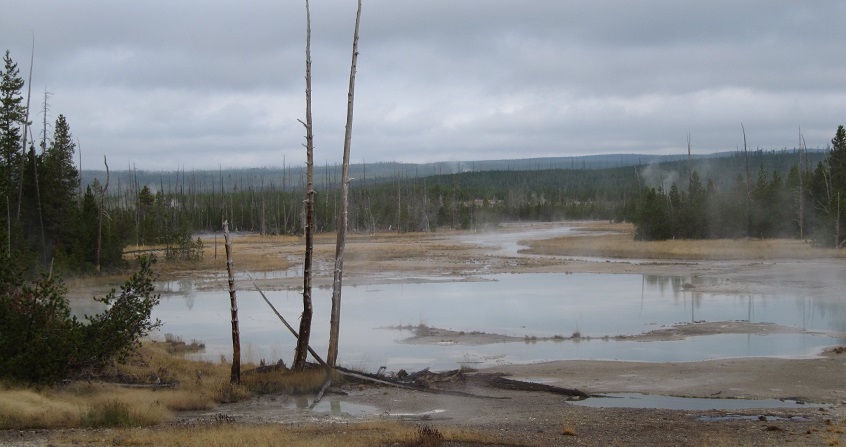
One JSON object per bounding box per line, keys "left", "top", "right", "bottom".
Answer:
{"left": 2, "top": 0, "right": 844, "bottom": 170}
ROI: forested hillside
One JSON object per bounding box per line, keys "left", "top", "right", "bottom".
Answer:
{"left": 2, "top": 48, "right": 843, "bottom": 277}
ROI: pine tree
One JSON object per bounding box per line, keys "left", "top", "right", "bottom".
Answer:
{"left": 0, "top": 51, "right": 27, "bottom": 256}
{"left": 41, "top": 114, "right": 79, "bottom": 263}
{"left": 830, "top": 125, "right": 846, "bottom": 194}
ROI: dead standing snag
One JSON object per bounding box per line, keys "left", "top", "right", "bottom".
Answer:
{"left": 293, "top": 0, "right": 315, "bottom": 372}
{"left": 223, "top": 220, "right": 241, "bottom": 384}
{"left": 327, "top": 0, "right": 362, "bottom": 368}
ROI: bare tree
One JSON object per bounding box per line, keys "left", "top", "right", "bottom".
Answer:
{"left": 742, "top": 123, "right": 751, "bottom": 237}
{"left": 96, "top": 155, "right": 109, "bottom": 272}
{"left": 327, "top": 0, "right": 362, "bottom": 367}
{"left": 292, "top": 0, "right": 316, "bottom": 371}
{"left": 686, "top": 133, "right": 692, "bottom": 187}
{"left": 15, "top": 34, "right": 34, "bottom": 221}
{"left": 798, "top": 129, "right": 806, "bottom": 239}
{"left": 223, "top": 220, "right": 241, "bottom": 384}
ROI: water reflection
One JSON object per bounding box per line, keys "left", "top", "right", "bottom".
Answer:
{"left": 133, "top": 272, "right": 846, "bottom": 372}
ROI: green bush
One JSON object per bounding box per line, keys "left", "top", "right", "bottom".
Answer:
{"left": 0, "top": 255, "right": 161, "bottom": 384}
{"left": 0, "top": 266, "right": 80, "bottom": 383}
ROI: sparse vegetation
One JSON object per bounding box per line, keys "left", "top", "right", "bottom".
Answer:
{"left": 561, "top": 424, "right": 577, "bottom": 436}
{"left": 33, "top": 421, "right": 511, "bottom": 447}
{"left": 524, "top": 222, "right": 846, "bottom": 260}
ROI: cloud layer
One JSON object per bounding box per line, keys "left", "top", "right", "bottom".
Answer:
{"left": 3, "top": 1, "right": 844, "bottom": 170}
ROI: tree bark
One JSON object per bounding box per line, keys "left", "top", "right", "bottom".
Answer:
{"left": 327, "top": 0, "right": 362, "bottom": 367}
{"left": 223, "top": 220, "right": 241, "bottom": 384}
{"left": 293, "top": 0, "right": 315, "bottom": 371}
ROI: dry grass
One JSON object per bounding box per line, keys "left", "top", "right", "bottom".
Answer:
{"left": 0, "top": 385, "right": 172, "bottom": 429}
{"left": 822, "top": 417, "right": 846, "bottom": 446}
{"left": 524, "top": 223, "right": 845, "bottom": 261}
{"left": 0, "top": 388, "right": 83, "bottom": 429}
{"left": 241, "top": 365, "right": 341, "bottom": 395}
{"left": 55, "top": 422, "right": 409, "bottom": 447}
{"left": 51, "top": 421, "right": 518, "bottom": 447}
{"left": 0, "top": 339, "right": 337, "bottom": 430}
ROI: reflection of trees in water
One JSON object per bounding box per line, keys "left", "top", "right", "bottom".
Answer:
{"left": 643, "top": 275, "right": 689, "bottom": 301}
{"left": 177, "top": 279, "right": 195, "bottom": 310}
{"left": 797, "top": 296, "right": 846, "bottom": 333}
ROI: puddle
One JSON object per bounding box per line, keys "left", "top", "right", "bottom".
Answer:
{"left": 389, "top": 409, "right": 447, "bottom": 418}
{"left": 570, "top": 393, "right": 827, "bottom": 411}
{"left": 286, "top": 396, "right": 381, "bottom": 416}
{"left": 697, "top": 415, "right": 811, "bottom": 422}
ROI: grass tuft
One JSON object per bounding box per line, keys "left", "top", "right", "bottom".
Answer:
{"left": 0, "top": 387, "right": 81, "bottom": 429}
{"left": 413, "top": 425, "right": 444, "bottom": 447}
{"left": 84, "top": 399, "right": 164, "bottom": 428}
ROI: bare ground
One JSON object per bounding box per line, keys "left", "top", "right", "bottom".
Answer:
{"left": 10, "top": 221, "right": 846, "bottom": 446}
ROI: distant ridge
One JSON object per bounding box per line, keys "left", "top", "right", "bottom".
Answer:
{"left": 81, "top": 149, "right": 824, "bottom": 194}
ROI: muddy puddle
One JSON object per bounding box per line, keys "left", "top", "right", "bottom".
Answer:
{"left": 570, "top": 393, "right": 827, "bottom": 411}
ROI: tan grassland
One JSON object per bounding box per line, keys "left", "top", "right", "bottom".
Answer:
{"left": 4, "top": 221, "right": 846, "bottom": 446}
{"left": 522, "top": 222, "right": 846, "bottom": 260}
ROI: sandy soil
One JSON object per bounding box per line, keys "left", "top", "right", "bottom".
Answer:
{"left": 22, "top": 221, "right": 846, "bottom": 446}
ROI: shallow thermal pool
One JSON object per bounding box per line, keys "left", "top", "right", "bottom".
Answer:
{"left": 127, "top": 270, "right": 846, "bottom": 372}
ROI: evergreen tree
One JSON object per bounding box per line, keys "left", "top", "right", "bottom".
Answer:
{"left": 0, "top": 51, "right": 27, "bottom": 257}
{"left": 0, "top": 51, "right": 26, "bottom": 193}
{"left": 830, "top": 125, "right": 846, "bottom": 193}
{"left": 41, "top": 114, "right": 79, "bottom": 265}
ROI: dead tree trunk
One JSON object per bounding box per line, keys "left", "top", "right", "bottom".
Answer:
{"left": 837, "top": 192, "right": 841, "bottom": 249}
{"left": 798, "top": 131, "right": 805, "bottom": 239}
{"left": 327, "top": 0, "right": 362, "bottom": 367}
{"left": 15, "top": 35, "right": 34, "bottom": 221}
{"left": 223, "top": 220, "right": 241, "bottom": 384}
{"left": 686, "top": 133, "right": 692, "bottom": 187}
{"left": 293, "top": 0, "right": 315, "bottom": 372}
{"left": 742, "top": 123, "right": 751, "bottom": 237}
{"left": 96, "top": 156, "right": 109, "bottom": 273}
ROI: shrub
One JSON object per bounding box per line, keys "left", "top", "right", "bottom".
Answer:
{"left": 78, "top": 255, "right": 162, "bottom": 369}
{"left": 0, "top": 255, "right": 161, "bottom": 384}
{"left": 0, "top": 264, "right": 80, "bottom": 383}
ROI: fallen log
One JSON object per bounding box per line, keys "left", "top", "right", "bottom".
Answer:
{"left": 335, "top": 366, "right": 506, "bottom": 400}
{"left": 473, "top": 374, "right": 589, "bottom": 398}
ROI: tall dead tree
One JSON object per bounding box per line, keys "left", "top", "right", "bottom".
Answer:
{"left": 742, "top": 123, "right": 752, "bottom": 237}
{"left": 15, "top": 35, "right": 34, "bottom": 221}
{"left": 686, "top": 133, "right": 692, "bottom": 187}
{"left": 223, "top": 220, "right": 241, "bottom": 384}
{"left": 798, "top": 130, "right": 806, "bottom": 239}
{"left": 327, "top": 0, "right": 362, "bottom": 367}
{"left": 96, "top": 156, "right": 109, "bottom": 272}
{"left": 292, "top": 0, "right": 315, "bottom": 371}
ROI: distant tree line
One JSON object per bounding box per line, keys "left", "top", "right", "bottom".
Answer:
{"left": 4, "top": 46, "right": 842, "bottom": 279}
{"left": 631, "top": 125, "right": 846, "bottom": 247}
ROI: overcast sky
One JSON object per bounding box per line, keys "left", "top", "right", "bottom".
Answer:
{"left": 2, "top": 1, "right": 845, "bottom": 170}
